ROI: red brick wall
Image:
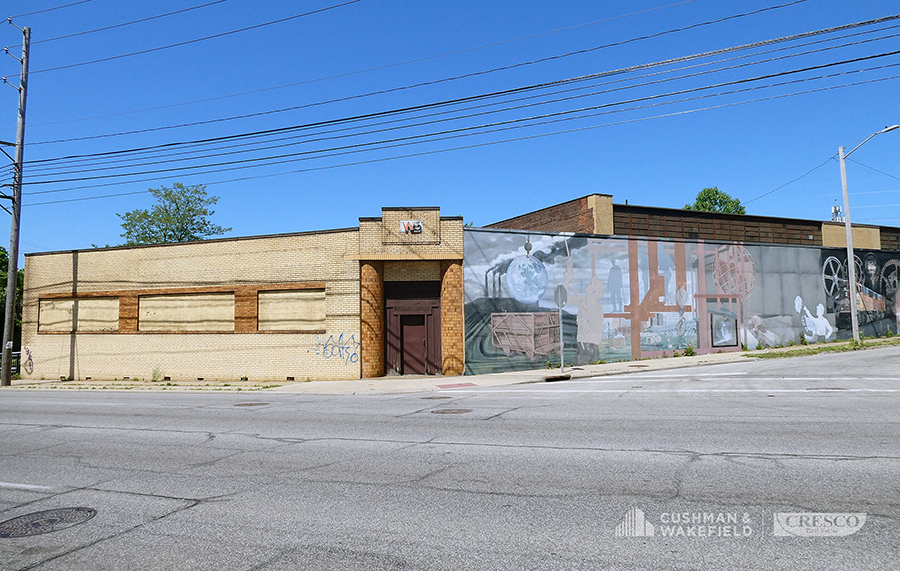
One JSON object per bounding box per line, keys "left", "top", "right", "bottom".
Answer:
{"left": 485, "top": 197, "right": 595, "bottom": 233}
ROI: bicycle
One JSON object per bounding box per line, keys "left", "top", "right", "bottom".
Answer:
{"left": 22, "top": 346, "right": 33, "bottom": 375}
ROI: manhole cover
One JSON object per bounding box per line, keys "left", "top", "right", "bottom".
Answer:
{"left": 0, "top": 507, "right": 97, "bottom": 538}
{"left": 421, "top": 396, "right": 452, "bottom": 400}
{"left": 431, "top": 409, "right": 473, "bottom": 415}
{"left": 234, "top": 402, "right": 268, "bottom": 407}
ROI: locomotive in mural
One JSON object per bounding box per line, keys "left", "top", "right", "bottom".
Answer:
{"left": 821, "top": 252, "right": 900, "bottom": 329}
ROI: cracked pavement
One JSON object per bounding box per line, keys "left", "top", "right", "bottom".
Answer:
{"left": 1, "top": 348, "right": 899, "bottom": 570}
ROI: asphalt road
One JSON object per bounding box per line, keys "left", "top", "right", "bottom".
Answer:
{"left": 1, "top": 347, "right": 899, "bottom": 570}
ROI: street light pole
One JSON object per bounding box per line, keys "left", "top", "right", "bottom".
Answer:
{"left": 838, "top": 124, "right": 898, "bottom": 345}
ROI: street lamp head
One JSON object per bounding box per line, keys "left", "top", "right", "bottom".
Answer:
{"left": 879, "top": 124, "right": 899, "bottom": 134}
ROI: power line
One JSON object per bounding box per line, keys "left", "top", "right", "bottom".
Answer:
{"left": 25, "top": 24, "right": 900, "bottom": 179}
{"left": 744, "top": 157, "right": 836, "bottom": 204}
{"left": 848, "top": 158, "right": 900, "bottom": 181}
{"left": 24, "top": 63, "right": 900, "bottom": 191}
{"left": 8, "top": 0, "right": 92, "bottom": 19}
{"left": 31, "top": 13, "right": 900, "bottom": 148}
{"left": 20, "top": 0, "right": 365, "bottom": 76}
{"left": 20, "top": 0, "right": 702, "bottom": 130}
{"left": 29, "top": 0, "right": 230, "bottom": 45}
{"left": 25, "top": 36, "right": 900, "bottom": 180}
{"left": 25, "top": 73, "right": 898, "bottom": 207}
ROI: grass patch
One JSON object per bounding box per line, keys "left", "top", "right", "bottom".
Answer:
{"left": 753, "top": 336, "right": 900, "bottom": 359}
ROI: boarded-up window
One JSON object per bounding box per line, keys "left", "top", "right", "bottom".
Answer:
{"left": 139, "top": 293, "right": 234, "bottom": 332}
{"left": 257, "top": 289, "right": 326, "bottom": 331}
{"left": 39, "top": 298, "right": 119, "bottom": 332}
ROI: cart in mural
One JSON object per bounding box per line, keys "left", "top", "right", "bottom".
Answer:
{"left": 490, "top": 312, "right": 560, "bottom": 360}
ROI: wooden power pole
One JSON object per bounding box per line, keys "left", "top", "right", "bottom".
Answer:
{"left": 1, "top": 25, "right": 30, "bottom": 386}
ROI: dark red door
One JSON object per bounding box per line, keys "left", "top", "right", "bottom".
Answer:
{"left": 401, "top": 314, "right": 427, "bottom": 375}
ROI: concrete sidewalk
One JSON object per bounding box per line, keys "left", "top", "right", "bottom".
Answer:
{"left": 17, "top": 341, "right": 878, "bottom": 394}
{"left": 270, "top": 350, "right": 754, "bottom": 395}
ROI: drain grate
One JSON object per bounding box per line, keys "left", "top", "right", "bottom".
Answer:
{"left": 431, "top": 409, "right": 473, "bottom": 415}
{"left": 421, "top": 396, "right": 452, "bottom": 400}
{"left": 0, "top": 507, "right": 97, "bottom": 538}
{"left": 234, "top": 402, "right": 268, "bottom": 407}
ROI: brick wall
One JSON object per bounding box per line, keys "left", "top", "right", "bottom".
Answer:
{"left": 359, "top": 261, "right": 385, "bottom": 378}
{"left": 440, "top": 260, "right": 465, "bottom": 376}
{"left": 486, "top": 196, "right": 595, "bottom": 233}
{"left": 22, "top": 229, "right": 362, "bottom": 382}
{"left": 614, "top": 206, "right": 823, "bottom": 246}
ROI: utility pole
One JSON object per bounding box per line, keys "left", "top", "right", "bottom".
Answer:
{"left": 0, "top": 25, "right": 30, "bottom": 387}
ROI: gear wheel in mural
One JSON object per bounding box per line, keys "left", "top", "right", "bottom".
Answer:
{"left": 712, "top": 245, "right": 756, "bottom": 300}
{"left": 821, "top": 256, "right": 845, "bottom": 300}
{"left": 880, "top": 259, "right": 900, "bottom": 297}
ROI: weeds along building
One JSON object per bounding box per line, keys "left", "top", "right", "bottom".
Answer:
{"left": 21, "top": 196, "right": 900, "bottom": 381}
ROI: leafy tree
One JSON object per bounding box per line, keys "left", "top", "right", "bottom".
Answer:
{"left": 684, "top": 187, "right": 746, "bottom": 214}
{"left": 118, "top": 183, "right": 232, "bottom": 245}
{"left": 0, "top": 246, "right": 24, "bottom": 339}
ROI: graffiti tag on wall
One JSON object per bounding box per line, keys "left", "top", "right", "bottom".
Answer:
{"left": 309, "top": 333, "right": 360, "bottom": 365}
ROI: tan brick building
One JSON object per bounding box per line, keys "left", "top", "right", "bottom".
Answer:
{"left": 21, "top": 208, "right": 464, "bottom": 382}
{"left": 20, "top": 195, "right": 900, "bottom": 382}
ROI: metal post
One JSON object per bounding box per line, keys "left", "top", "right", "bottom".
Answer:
{"left": 838, "top": 145, "right": 860, "bottom": 345}
{"left": 1, "top": 26, "right": 29, "bottom": 386}
{"left": 835, "top": 124, "right": 899, "bottom": 347}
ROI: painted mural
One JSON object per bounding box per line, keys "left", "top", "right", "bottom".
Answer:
{"left": 463, "top": 229, "right": 897, "bottom": 375}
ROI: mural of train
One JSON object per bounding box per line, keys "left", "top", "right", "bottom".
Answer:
{"left": 821, "top": 253, "right": 900, "bottom": 328}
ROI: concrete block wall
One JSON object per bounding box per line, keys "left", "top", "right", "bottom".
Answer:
{"left": 22, "top": 229, "right": 363, "bottom": 382}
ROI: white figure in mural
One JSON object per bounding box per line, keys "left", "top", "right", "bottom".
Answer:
{"left": 564, "top": 258, "right": 606, "bottom": 347}
{"left": 795, "top": 295, "right": 834, "bottom": 342}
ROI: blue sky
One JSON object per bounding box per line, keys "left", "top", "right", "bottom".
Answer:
{"left": 1, "top": 0, "right": 898, "bottom": 258}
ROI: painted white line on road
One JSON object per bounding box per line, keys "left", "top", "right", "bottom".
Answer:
{"left": 614, "top": 372, "right": 750, "bottom": 378}
{"left": 570, "top": 376, "right": 893, "bottom": 383}
{"left": 447, "top": 388, "right": 900, "bottom": 394}
{"left": 0, "top": 400, "right": 130, "bottom": 406}
{"left": 0, "top": 482, "right": 54, "bottom": 492}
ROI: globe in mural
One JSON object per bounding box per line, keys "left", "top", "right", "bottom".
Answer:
{"left": 506, "top": 254, "right": 548, "bottom": 304}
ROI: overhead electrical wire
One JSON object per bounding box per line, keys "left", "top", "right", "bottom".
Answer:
{"left": 24, "top": 32, "right": 900, "bottom": 180}
{"left": 27, "top": 0, "right": 230, "bottom": 45}
{"left": 29, "top": 12, "right": 900, "bottom": 153}
{"left": 22, "top": 0, "right": 702, "bottom": 129}
{"left": 29, "top": 0, "right": 845, "bottom": 146}
{"left": 22, "top": 23, "right": 900, "bottom": 185}
{"left": 23, "top": 55, "right": 900, "bottom": 189}
{"left": 19, "top": 0, "right": 364, "bottom": 76}
{"left": 8, "top": 0, "right": 93, "bottom": 19}
{"left": 10, "top": 1, "right": 898, "bottom": 209}
{"left": 23, "top": 18, "right": 900, "bottom": 180}
{"left": 25, "top": 73, "right": 899, "bottom": 207}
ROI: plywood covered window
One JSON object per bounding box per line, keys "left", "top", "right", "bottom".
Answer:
{"left": 139, "top": 293, "right": 234, "bottom": 332}
{"left": 257, "top": 289, "right": 325, "bottom": 331}
{"left": 39, "top": 298, "right": 119, "bottom": 332}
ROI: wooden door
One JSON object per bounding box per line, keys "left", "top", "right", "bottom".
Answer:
{"left": 401, "top": 314, "right": 427, "bottom": 375}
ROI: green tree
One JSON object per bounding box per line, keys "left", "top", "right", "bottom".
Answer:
{"left": 0, "top": 246, "right": 24, "bottom": 342}
{"left": 684, "top": 187, "right": 746, "bottom": 214}
{"left": 118, "top": 183, "right": 232, "bottom": 245}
